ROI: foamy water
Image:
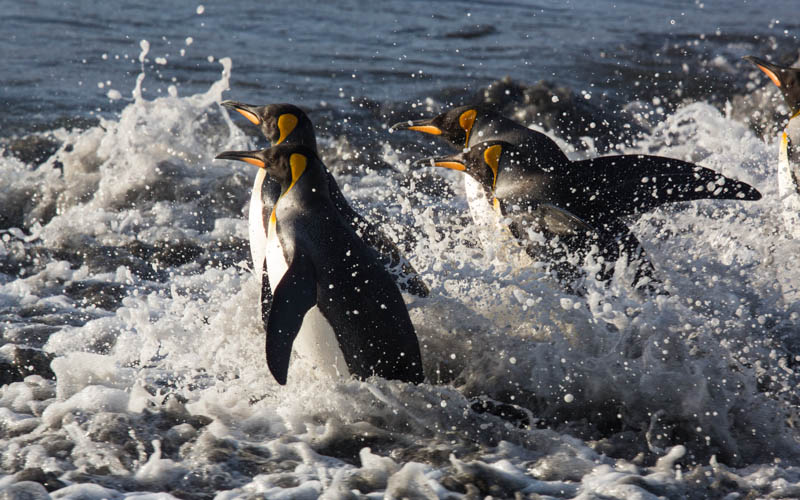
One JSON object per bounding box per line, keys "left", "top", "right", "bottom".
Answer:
{"left": 2, "top": 23, "right": 800, "bottom": 500}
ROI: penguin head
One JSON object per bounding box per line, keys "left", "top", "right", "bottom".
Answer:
{"left": 414, "top": 140, "right": 510, "bottom": 191}
{"left": 744, "top": 56, "right": 800, "bottom": 116}
{"left": 390, "top": 105, "right": 482, "bottom": 148}
{"left": 221, "top": 101, "right": 318, "bottom": 149}
{"left": 215, "top": 144, "right": 324, "bottom": 197}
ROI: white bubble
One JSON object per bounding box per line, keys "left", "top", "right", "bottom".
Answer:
{"left": 196, "top": 5, "right": 205, "bottom": 14}
{"left": 440, "top": 400, "right": 447, "bottom": 408}
{"left": 107, "top": 89, "right": 122, "bottom": 100}
{"left": 564, "top": 394, "right": 574, "bottom": 403}
{"left": 155, "top": 57, "right": 167, "bottom": 65}
{"left": 551, "top": 95, "right": 559, "bottom": 103}
{"left": 185, "top": 37, "right": 194, "bottom": 46}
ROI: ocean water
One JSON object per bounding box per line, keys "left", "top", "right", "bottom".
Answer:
{"left": 2, "top": 1, "right": 800, "bottom": 498}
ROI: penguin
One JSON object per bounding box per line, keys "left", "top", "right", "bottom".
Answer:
{"left": 221, "top": 100, "right": 429, "bottom": 298}
{"left": 392, "top": 105, "right": 654, "bottom": 287}
{"left": 743, "top": 56, "right": 800, "bottom": 235}
{"left": 394, "top": 105, "right": 761, "bottom": 284}
{"left": 390, "top": 105, "right": 568, "bottom": 250}
{"left": 215, "top": 144, "right": 425, "bottom": 385}
{"left": 416, "top": 140, "right": 762, "bottom": 286}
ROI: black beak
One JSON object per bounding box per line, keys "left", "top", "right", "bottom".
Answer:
{"left": 215, "top": 150, "right": 266, "bottom": 168}
{"left": 743, "top": 56, "right": 787, "bottom": 88}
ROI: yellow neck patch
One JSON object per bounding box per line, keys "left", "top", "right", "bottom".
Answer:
{"left": 459, "top": 109, "right": 477, "bottom": 147}
{"left": 483, "top": 144, "right": 502, "bottom": 189}
{"left": 791, "top": 109, "right": 800, "bottom": 120}
{"left": 277, "top": 114, "right": 299, "bottom": 145}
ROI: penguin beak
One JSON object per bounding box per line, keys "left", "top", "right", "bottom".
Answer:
{"left": 389, "top": 118, "right": 443, "bottom": 136}
{"left": 221, "top": 100, "right": 263, "bottom": 126}
{"left": 412, "top": 154, "right": 466, "bottom": 171}
{"left": 215, "top": 150, "right": 266, "bottom": 168}
{"left": 743, "top": 56, "right": 786, "bottom": 88}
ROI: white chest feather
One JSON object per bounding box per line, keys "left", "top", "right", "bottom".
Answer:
{"left": 249, "top": 169, "right": 269, "bottom": 278}
{"left": 266, "top": 199, "right": 349, "bottom": 381}
{"left": 778, "top": 118, "right": 800, "bottom": 237}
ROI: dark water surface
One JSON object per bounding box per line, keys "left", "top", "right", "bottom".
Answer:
{"left": 2, "top": 0, "right": 798, "bottom": 136}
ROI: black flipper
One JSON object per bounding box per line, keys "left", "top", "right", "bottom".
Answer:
{"left": 567, "top": 155, "right": 762, "bottom": 222}
{"left": 265, "top": 251, "right": 317, "bottom": 385}
{"left": 325, "top": 169, "right": 430, "bottom": 297}
{"left": 506, "top": 202, "right": 662, "bottom": 293}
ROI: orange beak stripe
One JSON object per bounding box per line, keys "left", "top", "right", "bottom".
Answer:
{"left": 433, "top": 161, "right": 466, "bottom": 171}
{"left": 755, "top": 64, "right": 782, "bottom": 88}
{"left": 233, "top": 107, "right": 262, "bottom": 125}
{"left": 408, "top": 125, "right": 443, "bottom": 135}
{"left": 240, "top": 157, "right": 266, "bottom": 168}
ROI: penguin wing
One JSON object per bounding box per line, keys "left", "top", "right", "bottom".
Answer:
{"left": 507, "top": 201, "right": 596, "bottom": 237}
{"left": 326, "top": 170, "right": 429, "bottom": 298}
{"left": 265, "top": 251, "right": 318, "bottom": 385}
{"left": 568, "top": 155, "right": 762, "bottom": 219}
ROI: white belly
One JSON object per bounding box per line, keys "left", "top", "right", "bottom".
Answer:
{"left": 265, "top": 206, "right": 349, "bottom": 382}
{"left": 463, "top": 176, "right": 532, "bottom": 266}
{"left": 778, "top": 130, "right": 800, "bottom": 238}
{"left": 249, "top": 169, "right": 268, "bottom": 278}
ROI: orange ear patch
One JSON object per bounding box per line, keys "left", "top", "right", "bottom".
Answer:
{"left": 234, "top": 107, "right": 262, "bottom": 125}
{"left": 483, "top": 144, "right": 502, "bottom": 188}
{"left": 459, "top": 109, "right": 477, "bottom": 146}
{"left": 277, "top": 114, "right": 299, "bottom": 144}
{"left": 756, "top": 64, "right": 782, "bottom": 88}
{"left": 283, "top": 153, "right": 307, "bottom": 196}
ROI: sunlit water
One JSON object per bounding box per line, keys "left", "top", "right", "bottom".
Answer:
{"left": 2, "top": 1, "right": 800, "bottom": 498}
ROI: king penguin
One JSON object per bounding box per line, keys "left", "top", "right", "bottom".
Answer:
{"left": 221, "top": 101, "right": 429, "bottom": 298}
{"left": 394, "top": 105, "right": 762, "bottom": 287}
{"left": 391, "top": 105, "right": 568, "bottom": 252}
{"left": 215, "top": 144, "right": 425, "bottom": 385}
{"left": 744, "top": 56, "right": 800, "bottom": 236}
{"left": 416, "top": 139, "right": 762, "bottom": 287}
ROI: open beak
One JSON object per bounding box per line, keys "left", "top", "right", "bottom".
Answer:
{"left": 215, "top": 150, "right": 266, "bottom": 168}
{"left": 412, "top": 153, "right": 466, "bottom": 171}
{"left": 221, "top": 100, "right": 263, "bottom": 125}
{"left": 743, "top": 56, "right": 785, "bottom": 88}
{"left": 389, "top": 118, "right": 443, "bottom": 136}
